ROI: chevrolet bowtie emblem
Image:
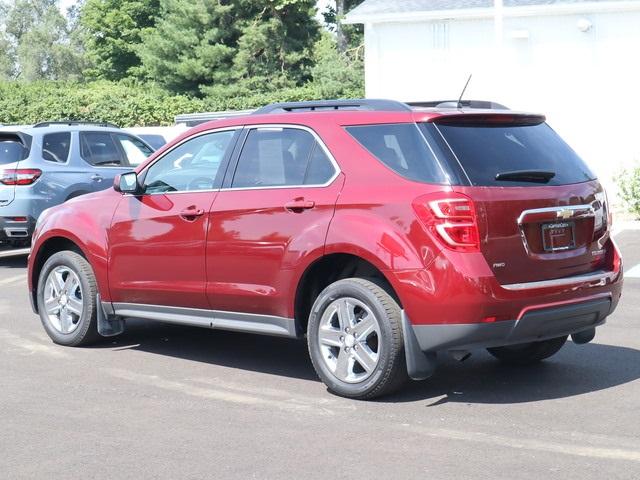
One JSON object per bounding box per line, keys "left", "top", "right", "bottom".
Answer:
{"left": 556, "top": 209, "right": 574, "bottom": 220}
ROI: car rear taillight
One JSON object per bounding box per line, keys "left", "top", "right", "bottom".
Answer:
{"left": 413, "top": 193, "right": 480, "bottom": 252}
{"left": 0, "top": 169, "right": 42, "bottom": 186}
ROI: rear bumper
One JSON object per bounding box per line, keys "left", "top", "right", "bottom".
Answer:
{"left": 402, "top": 296, "right": 615, "bottom": 380}
{"left": 408, "top": 296, "right": 612, "bottom": 352}
{"left": 0, "top": 215, "right": 36, "bottom": 241}
{"left": 0, "top": 196, "right": 44, "bottom": 241}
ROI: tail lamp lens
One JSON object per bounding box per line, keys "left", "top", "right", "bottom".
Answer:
{"left": 413, "top": 194, "right": 480, "bottom": 252}
{"left": 0, "top": 169, "right": 42, "bottom": 186}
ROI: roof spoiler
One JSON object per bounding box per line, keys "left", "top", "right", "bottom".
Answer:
{"left": 408, "top": 100, "right": 510, "bottom": 110}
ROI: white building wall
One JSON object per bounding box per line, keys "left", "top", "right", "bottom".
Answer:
{"left": 364, "top": 10, "right": 640, "bottom": 201}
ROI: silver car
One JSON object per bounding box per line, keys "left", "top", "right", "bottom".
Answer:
{"left": 0, "top": 121, "right": 154, "bottom": 246}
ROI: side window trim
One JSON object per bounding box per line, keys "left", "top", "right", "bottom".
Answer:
{"left": 137, "top": 127, "right": 242, "bottom": 195}
{"left": 223, "top": 124, "right": 340, "bottom": 191}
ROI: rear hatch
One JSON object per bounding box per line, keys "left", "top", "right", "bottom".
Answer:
{"left": 427, "top": 114, "right": 609, "bottom": 285}
{"left": 0, "top": 132, "right": 32, "bottom": 207}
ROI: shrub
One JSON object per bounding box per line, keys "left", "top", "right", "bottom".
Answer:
{"left": 0, "top": 80, "right": 205, "bottom": 126}
{"left": 616, "top": 165, "right": 640, "bottom": 218}
{"left": 0, "top": 75, "right": 365, "bottom": 127}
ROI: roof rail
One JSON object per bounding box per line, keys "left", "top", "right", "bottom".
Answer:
{"left": 253, "top": 99, "right": 412, "bottom": 114}
{"left": 407, "top": 100, "right": 509, "bottom": 110}
{"left": 33, "top": 120, "right": 120, "bottom": 129}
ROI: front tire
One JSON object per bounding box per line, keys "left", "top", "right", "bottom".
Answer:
{"left": 487, "top": 336, "right": 568, "bottom": 365}
{"left": 37, "top": 250, "right": 100, "bottom": 346}
{"left": 307, "top": 278, "right": 407, "bottom": 399}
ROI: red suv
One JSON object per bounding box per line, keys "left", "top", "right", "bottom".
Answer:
{"left": 27, "top": 100, "right": 623, "bottom": 399}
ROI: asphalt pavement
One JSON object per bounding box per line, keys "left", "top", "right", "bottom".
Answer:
{"left": 1, "top": 230, "right": 639, "bottom": 480}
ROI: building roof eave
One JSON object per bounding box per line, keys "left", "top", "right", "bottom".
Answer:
{"left": 344, "top": 1, "right": 640, "bottom": 25}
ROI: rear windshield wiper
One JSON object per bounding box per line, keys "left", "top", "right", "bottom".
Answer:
{"left": 495, "top": 170, "right": 556, "bottom": 183}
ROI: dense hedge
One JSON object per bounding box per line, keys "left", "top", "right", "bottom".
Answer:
{"left": 0, "top": 80, "right": 364, "bottom": 127}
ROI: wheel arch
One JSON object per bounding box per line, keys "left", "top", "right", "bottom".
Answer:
{"left": 293, "top": 252, "right": 402, "bottom": 336}
{"left": 65, "top": 190, "right": 91, "bottom": 202}
{"left": 30, "top": 235, "right": 93, "bottom": 313}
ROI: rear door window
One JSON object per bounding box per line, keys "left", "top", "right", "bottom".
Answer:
{"left": 42, "top": 132, "right": 71, "bottom": 163}
{"left": 232, "top": 127, "right": 334, "bottom": 188}
{"left": 346, "top": 123, "right": 451, "bottom": 184}
{"left": 432, "top": 121, "right": 595, "bottom": 186}
{"left": 80, "top": 132, "right": 124, "bottom": 167}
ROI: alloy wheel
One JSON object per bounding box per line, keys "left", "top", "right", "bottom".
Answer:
{"left": 317, "top": 297, "right": 381, "bottom": 383}
{"left": 43, "top": 266, "right": 84, "bottom": 334}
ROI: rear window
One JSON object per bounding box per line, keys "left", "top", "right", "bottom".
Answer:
{"left": 433, "top": 121, "right": 595, "bottom": 186}
{"left": 346, "top": 124, "right": 451, "bottom": 184}
{"left": 0, "top": 133, "right": 30, "bottom": 165}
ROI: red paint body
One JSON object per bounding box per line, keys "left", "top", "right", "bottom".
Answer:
{"left": 27, "top": 109, "right": 623, "bottom": 333}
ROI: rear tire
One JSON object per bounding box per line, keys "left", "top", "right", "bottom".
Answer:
{"left": 307, "top": 278, "right": 407, "bottom": 399}
{"left": 487, "top": 336, "right": 568, "bottom": 365}
{"left": 37, "top": 250, "right": 100, "bottom": 347}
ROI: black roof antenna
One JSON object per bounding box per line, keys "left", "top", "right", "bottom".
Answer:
{"left": 457, "top": 74, "right": 472, "bottom": 109}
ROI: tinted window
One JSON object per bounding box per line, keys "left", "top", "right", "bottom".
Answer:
{"left": 42, "top": 132, "right": 71, "bottom": 163}
{"left": 305, "top": 144, "right": 335, "bottom": 185}
{"left": 346, "top": 124, "right": 450, "bottom": 184}
{"left": 116, "top": 134, "right": 154, "bottom": 166}
{"left": 434, "top": 122, "right": 595, "bottom": 186}
{"left": 0, "top": 141, "right": 28, "bottom": 165}
{"left": 138, "top": 134, "right": 166, "bottom": 150}
{"left": 232, "top": 128, "right": 318, "bottom": 188}
{"left": 143, "top": 130, "right": 235, "bottom": 194}
{"left": 80, "top": 132, "right": 123, "bottom": 167}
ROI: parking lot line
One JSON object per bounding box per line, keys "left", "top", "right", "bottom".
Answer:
{"left": 612, "top": 221, "right": 640, "bottom": 237}
{"left": 0, "top": 248, "right": 30, "bottom": 258}
{"left": 0, "top": 274, "right": 27, "bottom": 286}
{"left": 625, "top": 264, "right": 640, "bottom": 278}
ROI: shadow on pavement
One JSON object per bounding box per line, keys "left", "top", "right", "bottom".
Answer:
{"left": 384, "top": 341, "right": 640, "bottom": 404}
{"left": 0, "top": 256, "right": 28, "bottom": 269}
{"left": 97, "top": 319, "right": 319, "bottom": 382}
{"left": 96, "top": 319, "right": 640, "bottom": 404}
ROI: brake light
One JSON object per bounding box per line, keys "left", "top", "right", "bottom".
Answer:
{"left": 413, "top": 193, "right": 480, "bottom": 252}
{"left": 0, "top": 169, "right": 42, "bottom": 186}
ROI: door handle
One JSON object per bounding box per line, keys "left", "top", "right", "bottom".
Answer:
{"left": 179, "top": 206, "right": 205, "bottom": 221}
{"left": 284, "top": 199, "right": 315, "bottom": 212}
{"left": 91, "top": 174, "right": 103, "bottom": 182}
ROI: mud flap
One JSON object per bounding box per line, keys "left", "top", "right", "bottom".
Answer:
{"left": 401, "top": 311, "right": 437, "bottom": 381}
{"left": 97, "top": 294, "right": 125, "bottom": 337}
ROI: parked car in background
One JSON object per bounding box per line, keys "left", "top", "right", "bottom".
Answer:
{"left": 27, "top": 100, "right": 623, "bottom": 399}
{"left": 124, "top": 126, "right": 188, "bottom": 151}
{"left": 0, "top": 121, "right": 154, "bottom": 246}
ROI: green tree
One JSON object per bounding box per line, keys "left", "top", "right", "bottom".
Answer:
{"left": 232, "top": 0, "right": 319, "bottom": 83}
{"left": 139, "top": 0, "right": 319, "bottom": 95}
{"left": 310, "top": 32, "right": 363, "bottom": 98}
{"left": 3, "top": 0, "right": 84, "bottom": 80}
{"left": 0, "top": 3, "right": 16, "bottom": 79}
{"left": 79, "top": 0, "right": 160, "bottom": 80}
{"left": 322, "top": 0, "right": 363, "bottom": 53}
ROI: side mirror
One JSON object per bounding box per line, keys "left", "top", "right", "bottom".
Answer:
{"left": 114, "top": 172, "right": 140, "bottom": 194}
